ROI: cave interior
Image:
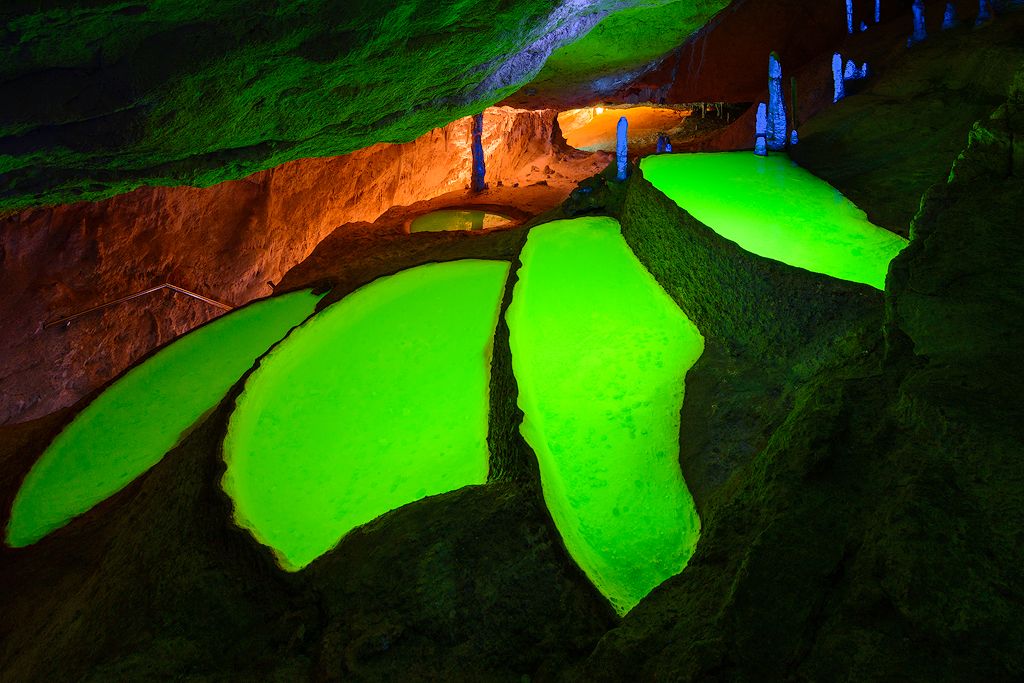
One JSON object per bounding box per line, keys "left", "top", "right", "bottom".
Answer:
{"left": 2, "top": 0, "right": 1023, "bottom": 680}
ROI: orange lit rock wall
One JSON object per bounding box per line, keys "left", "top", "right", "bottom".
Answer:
{"left": 0, "top": 108, "right": 580, "bottom": 425}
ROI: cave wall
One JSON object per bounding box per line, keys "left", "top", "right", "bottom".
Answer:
{"left": 0, "top": 0, "right": 729, "bottom": 212}
{"left": 0, "top": 107, "right": 584, "bottom": 425}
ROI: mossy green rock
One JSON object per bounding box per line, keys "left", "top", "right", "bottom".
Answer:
{"left": 0, "top": 0, "right": 726, "bottom": 212}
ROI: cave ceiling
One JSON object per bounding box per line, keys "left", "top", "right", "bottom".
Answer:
{"left": 0, "top": 0, "right": 731, "bottom": 213}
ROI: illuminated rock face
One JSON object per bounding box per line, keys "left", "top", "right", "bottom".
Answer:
{"left": 0, "top": 107, "right": 589, "bottom": 426}
{"left": 0, "top": 0, "right": 728, "bottom": 213}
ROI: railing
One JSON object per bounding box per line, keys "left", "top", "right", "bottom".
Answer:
{"left": 43, "top": 283, "right": 233, "bottom": 329}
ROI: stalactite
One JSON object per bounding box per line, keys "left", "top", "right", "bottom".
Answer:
{"left": 876, "top": 0, "right": 881, "bottom": 22}
{"left": 471, "top": 112, "right": 486, "bottom": 192}
{"left": 847, "top": 0, "right": 854, "bottom": 33}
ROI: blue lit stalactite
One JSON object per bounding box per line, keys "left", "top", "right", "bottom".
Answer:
{"left": 875, "top": 0, "right": 881, "bottom": 22}
{"left": 943, "top": 3, "right": 958, "bottom": 29}
{"left": 833, "top": 53, "right": 846, "bottom": 102}
{"left": 846, "top": 0, "right": 854, "bottom": 33}
{"left": 766, "top": 53, "right": 787, "bottom": 151}
{"left": 616, "top": 116, "right": 628, "bottom": 181}
{"left": 976, "top": 0, "right": 993, "bottom": 25}
{"left": 471, "top": 112, "right": 487, "bottom": 192}
{"left": 754, "top": 103, "right": 768, "bottom": 156}
{"left": 908, "top": 0, "right": 927, "bottom": 45}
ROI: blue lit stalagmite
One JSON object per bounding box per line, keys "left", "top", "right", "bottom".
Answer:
{"left": 767, "top": 53, "right": 787, "bottom": 151}
{"left": 755, "top": 103, "right": 768, "bottom": 156}
{"left": 908, "top": 0, "right": 927, "bottom": 45}
{"left": 833, "top": 53, "right": 846, "bottom": 102}
{"left": 976, "top": 0, "right": 992, "bottom": 25}
{"left": 943, "top": 2, "right": 959, "bottom": 29}
{"left": 616, "top": 116, "right": 628, "bottom": 180}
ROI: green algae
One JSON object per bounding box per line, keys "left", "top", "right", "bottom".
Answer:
{"left": 6, "top": 289, "right": 323, "bottom": 548}
{"left": 222, "top": 260, "right": 510, "bottom": 571}
{"left": 641, "top": 152, "right": 908, "bottom": 289}
{"left": 507, "top": 217, "right": 703, "bottom": 614}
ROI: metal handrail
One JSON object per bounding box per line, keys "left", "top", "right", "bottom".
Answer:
{"left": 43, "top": 282, "right": 233, "bottom": 329}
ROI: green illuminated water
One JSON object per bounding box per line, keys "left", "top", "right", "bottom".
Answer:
{"left": 641, "top": 153, "right": 908, "bottom": 289}
{"left": 223, "top": 260, "right": 510, "bottom": 571}
{"left": 6, "top": 290, "right": 323, "bottom": 548}
{"left": 507, "top": 217, "right": 703, "bottom": 614}
{"left": 409, "top": 209, "right": 514, "bottom": 233}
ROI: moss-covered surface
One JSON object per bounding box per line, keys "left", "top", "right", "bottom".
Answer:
{"left": 515, "top": 0, "right": 730, "bottom": 105}
{"left": 572, "top": 65, "right": 1024, "bottom": 683}
{"left": 790, "top": 11, "right": 1024, "bottom": 235}
{"left": 0, "top": 0, "right": 727, "bottom": 213}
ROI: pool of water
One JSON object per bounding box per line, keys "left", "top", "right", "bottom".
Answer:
{"left": 409, "top": 209, "right": 515, "bottom": 233}
{"left": 506, "top": 217, "right": 704, "bottom": 614}
{"left": 6, "top": 289, "right": 323, "bottom": 548}
{"left": 640, "top": 152, "right": 908, "bottom": 289}
{"left": 222, "top": 260, "right": 510, "bottom": 571}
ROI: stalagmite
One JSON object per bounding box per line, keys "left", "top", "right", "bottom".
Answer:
{"left": 908, "top": 0, "right": 927, "bottom": 45}
{"left": 976, "top": 0, "right": 993, "bottom": 25}
{"left": 471, "top": 112, "right": 486, "bottom": 192}
{"left": 754, "top": 103, "right": 768, "bottom": 156}
{"left": 833, "top": 53, "right": 846, "bottom": 102}
{"left": 790, "top": 130, "right": 799, "bottom": 145}
{"left": 616, "top": 116, "right": 628, "bottom": 181}
{"left": 943, "top": 3, "right": 958, "bottom": 29}
{"left": 767, "top": 52, "right": 787, "bottom": 151}
{"left": 845, "top": 60, "right": 857, "bottom": 80}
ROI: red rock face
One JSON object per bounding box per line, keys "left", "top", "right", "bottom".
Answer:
{"left": 0, "top": 108, "right": 594, "bottom": 425}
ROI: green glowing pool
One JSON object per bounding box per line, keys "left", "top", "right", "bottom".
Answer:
{"left": 507, "top": 217, "right": 704, "bottom": 614}
{"left": 409, "top": 209, "right": 515, "bottom": 233}
{"left": 641, "top": 152, "right": 908, "bottom": 289}
{"left": 223, "top": 260, "right": 510, "bottom": 571}
{"left": 6, "top": 290, "right": 323, "bottom": 548}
